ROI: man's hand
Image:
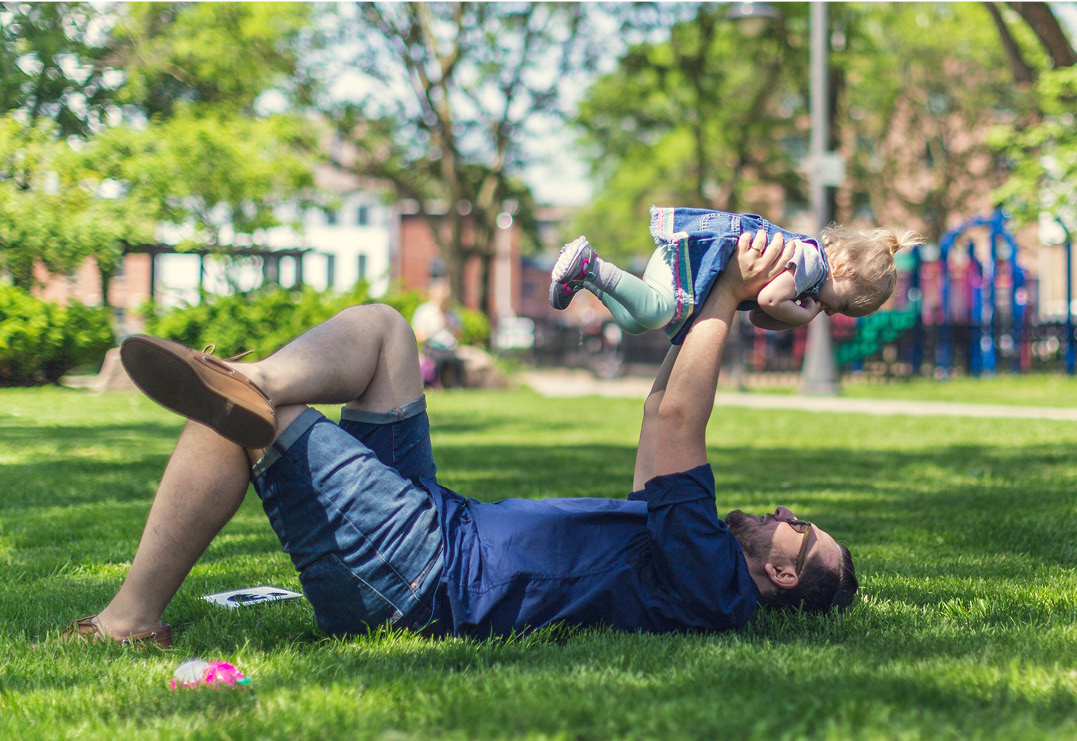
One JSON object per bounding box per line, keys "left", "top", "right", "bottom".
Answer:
{"left": 718, "top": 229, "right": 796, "bottom": 303}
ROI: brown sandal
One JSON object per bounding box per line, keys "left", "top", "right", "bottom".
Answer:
{"left": 62, "top": 615, "right": 173, "bottom": 648}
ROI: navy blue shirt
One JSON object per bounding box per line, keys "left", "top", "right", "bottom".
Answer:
{"left": 423, "top": 464, "right": 759, "bottom": 637}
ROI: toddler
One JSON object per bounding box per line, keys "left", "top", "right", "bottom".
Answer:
{"left": 550, "top": 205, "right": 922, "bottom": 343}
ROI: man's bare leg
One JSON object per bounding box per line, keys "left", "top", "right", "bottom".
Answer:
{"left": 91, "top": 305, "right": 422, "bottom": 639}
{"left": 243, "top": 303, "right": 423, "bottom": 414}
{"left": 92, "top": 421, "right": 250, "bottom": 639}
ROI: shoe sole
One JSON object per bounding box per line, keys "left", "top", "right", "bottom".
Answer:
{"left": 121, "top": 336, "right": 276, "bottom": 449}
{"left": 549, "top": 279, "right": 578, "bottom": 310}
{"left": 551, "top": 238, "right": 593, "bottom": 283}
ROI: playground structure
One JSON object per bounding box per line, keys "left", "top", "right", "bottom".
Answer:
{"left": 834, "top": 208, "right": 1074, "bottom": 377}
{"left": 692, "top": 208, "right": 1074, "bottom": 378}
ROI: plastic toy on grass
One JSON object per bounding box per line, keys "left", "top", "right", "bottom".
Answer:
{"left": 170, "top": 658, "right": 251, "bottom": 689}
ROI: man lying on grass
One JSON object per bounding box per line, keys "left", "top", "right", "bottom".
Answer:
{"left": 62, "top": 230, "right": 857, "bottom": 648}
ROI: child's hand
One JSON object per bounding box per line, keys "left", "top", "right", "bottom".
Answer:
{"left": 799, "top": 296, "right": 824, "bottom": 318}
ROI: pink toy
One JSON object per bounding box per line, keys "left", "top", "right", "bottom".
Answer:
{"left": 170, "top": 658, "right": 251, "bottom": 689}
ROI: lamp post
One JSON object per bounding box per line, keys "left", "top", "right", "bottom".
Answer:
{"left": 800, "top": 2, "right": 841, "bottom": 395}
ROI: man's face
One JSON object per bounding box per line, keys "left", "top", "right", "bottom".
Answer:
{"left": 726, "top": 506, "right": 842, "bottom": 575}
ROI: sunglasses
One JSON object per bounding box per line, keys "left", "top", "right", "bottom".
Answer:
{"left": 787, "top": 519, "right": 813, "bottom": 575}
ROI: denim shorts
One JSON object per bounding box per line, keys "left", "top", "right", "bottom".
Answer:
{"left": 251, "top": 397, "right": 444, "bottom": 636}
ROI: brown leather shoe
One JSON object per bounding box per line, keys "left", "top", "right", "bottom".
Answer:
{"left": 62, "top": 615, "right": 173, "bottom": 648}
{"left": 120, "top": 335, "right": 277, "bottom": 449}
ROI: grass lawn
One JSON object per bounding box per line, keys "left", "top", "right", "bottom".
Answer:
{"left": 838, "top": 373, "right": 1077, "bottom": 407}
{"left": 2, "top": 384, "right": 1076, "bottom": 740}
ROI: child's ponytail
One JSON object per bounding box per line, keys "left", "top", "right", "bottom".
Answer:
{"left": 880, "top": 229, "right": 924, "bottom": 257}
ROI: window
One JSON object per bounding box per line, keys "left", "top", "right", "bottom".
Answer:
{"left": 356, "top": 204, "right": 370, "bottom": 226}
{"left": 357, "top": 254, "right": 367, "bottom": 281}
{"left": 325, "top": 208, "right": 338, "bottom": 226}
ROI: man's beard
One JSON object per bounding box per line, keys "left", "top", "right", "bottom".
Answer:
{"left": 725, "top": 509, "right": 769, "bottom": 561}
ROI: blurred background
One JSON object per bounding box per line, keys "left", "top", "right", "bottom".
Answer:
{"left": 1, "top": 2, "right": 1075, "bottom": 388}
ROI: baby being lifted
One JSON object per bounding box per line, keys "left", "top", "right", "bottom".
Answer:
{"left": 550, "top": 206, "right": 922, "bottom": 344}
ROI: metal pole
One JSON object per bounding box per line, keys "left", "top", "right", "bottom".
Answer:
{"left": 800, "top": 2, "right": 840, "bottom": 395}
{"left": 1062, "top": 217, "right": 1075, "bottom": 375}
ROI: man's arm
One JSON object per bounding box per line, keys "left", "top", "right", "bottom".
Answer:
{"left": 645, "top": 230, "right": 794, "bottom": 479}
{"left": 747, "top": 309, "right": 801, "bottom": 332}
{"left": 633, "top": 344, "right": 678, "bottom": 490}
{"left": 754, "top": 296, "right": 822, "bottom": 329}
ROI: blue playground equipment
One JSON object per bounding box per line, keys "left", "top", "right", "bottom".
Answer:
{"left": 834, "top": 208, "right": 1077, "bottom": 376}
{"left": 936, "top": 209, "right": 1027, "bottom": 375}
{"left": 1059, "top": 216, "right": 1075, "bottom": 375}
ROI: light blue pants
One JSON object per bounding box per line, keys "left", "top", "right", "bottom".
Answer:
{"left": 592, "top": 247, "right": 677, "bottom": 334}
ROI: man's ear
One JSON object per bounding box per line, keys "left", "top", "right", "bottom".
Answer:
{"left": 764, "top": 562, "right": 800, "bottom": 591}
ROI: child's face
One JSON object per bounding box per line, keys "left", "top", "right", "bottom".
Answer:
{"left": 817, "top": 276, "right": 873, "bottom": 318}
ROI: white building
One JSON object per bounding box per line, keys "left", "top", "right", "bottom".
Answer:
{"left": 153, "top": 162, "right": 395, "bottom": 308}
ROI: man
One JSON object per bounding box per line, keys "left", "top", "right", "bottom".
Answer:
{"left": 63, "top": 230, "right": 856, "bottom": 647}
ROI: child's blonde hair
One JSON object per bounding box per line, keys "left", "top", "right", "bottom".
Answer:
{"left": 821, "top": 226, "right": 923, "bottom": 314}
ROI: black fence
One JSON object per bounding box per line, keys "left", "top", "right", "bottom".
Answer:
{"left": 529, "top": 317, "right": 1077, "bottom": 380}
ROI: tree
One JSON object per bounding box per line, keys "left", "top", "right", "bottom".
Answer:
{"left": 836, "top": 3, "right": 1039, "bottom": 241}
{"left": 102, "top": 2, "right": 315, "bottom": 117}
{"left": 79, "top": 110, "right": 315, "bottom": 293}
{"left": 573, "top": 3, "right": 1075, "bottom": 252}
{"left": 318, "top": 2, "right": 602, "bottom": 313}
{"left": 573, "top": 3, "right": 817, "bottom": 259}
{"left": 0, "top": 113, "right": 156, "bottom": 303}
{"left": 986, "top": 4, "right": 1076, "bottom": 230}
{"left": 987, "top": 1, "right": 1077, "bottom": 83}
{"left": 0, "top": 3, "right": 118, "bottom": 137}
{"left": 0, "top": 3, "right": 321, "bottom": 303}
{"left": 0, "top": 115, "right": 81, "bottom": 289}
{"left": 990, "top": 67, "right": 1077, "bottom": 231}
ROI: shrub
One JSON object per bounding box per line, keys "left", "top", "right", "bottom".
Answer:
{"left": 139, "top": 284, "right": 493, "bottom": 361}
{"left": 142, "top": 285, "right": 359, "bottom": 360}
{"left": 457, "top": 307, "right": 492, "bottom": 346}
{"left": 142, "top": 284, "right": 438, "bottom": 354}
{"left": 0, "top": 285, "right": 114, "bottom": 385}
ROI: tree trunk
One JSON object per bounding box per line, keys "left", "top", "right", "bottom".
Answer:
{"left": 1007, "top": 2, "right": 1077, "bottom": 68}
{"left": 97, "top": 263, "right": 114, "bottom": 309}
{"left": 984, "top": 3, "right": 1036, "bottom": 83}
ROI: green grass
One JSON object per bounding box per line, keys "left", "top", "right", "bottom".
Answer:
{"left": 2, "top": 384, "right": 1077, "bottom": 739}
{"left": 838, "top": 372, "right": 1077, "bottom": 407}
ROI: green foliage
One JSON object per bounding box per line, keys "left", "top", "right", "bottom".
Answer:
{"left": 0, "top": 285, "right": 113, "bottom": 385}
{"left": 81, "top": 110, "right": 316, "bottom": 249}
{"left": 140, "top": 284, "right": 489, "bottom": 360}
{"left": 456, "top": 306, "right": 492, "bottom": 347}
{"left": 142, "top": 285, "right": 362, "bottom": 360}
{"left": 0, "top": 4, "right": 318, "bottom": 304}
{"left": 0, "top": 3, "right": 117, "bottom": 137}
{"left": 0, "top": 113, "right": 155, "bottom": 296}
{"left": 574, "top": 2, "right": 1057, "bottom": 251}
{"left": 840, "top": 3, "right": 1037, "bottom": 238}
{"left": 991, "top": 66, "right": 1077, "bottom": 230}
{"left": 573, "top": 4, "right": 807, "bottom": 260}
{"left": 107, "top": 2, "right": 314, "bottom": 117}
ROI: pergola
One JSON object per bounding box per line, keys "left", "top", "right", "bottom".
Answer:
{"left": 125, "top": 243, "right": 317, "bottom": 300}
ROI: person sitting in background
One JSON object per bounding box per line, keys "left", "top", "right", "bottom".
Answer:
{"left": 412, "top": 280, "right": 465, "bottom": 388}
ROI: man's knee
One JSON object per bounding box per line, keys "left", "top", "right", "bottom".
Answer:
{"left": 333, "top": 304, "right": 417, "bottom": 348}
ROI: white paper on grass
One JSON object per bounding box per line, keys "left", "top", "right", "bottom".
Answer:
{"left": 202, "top": 586, "right": 303, "bottom": 608}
